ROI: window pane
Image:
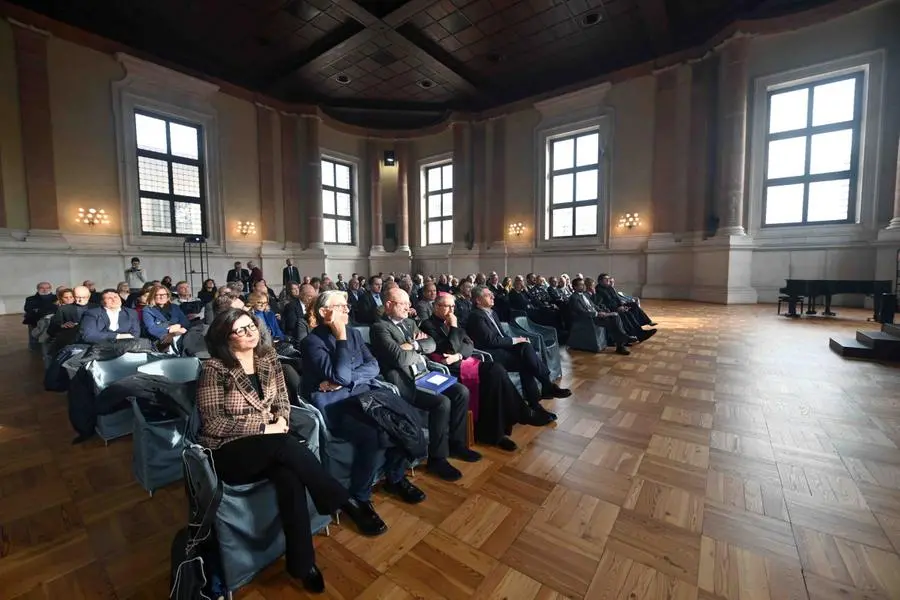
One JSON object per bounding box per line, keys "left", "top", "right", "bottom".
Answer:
{"left": 767, "top": 137, "right": 807, "bottom": 180}
{"left": 575, "top": 205, "right": 597, "bottom": 236}
{"left": 337, "top": 219, "right": 352, "bottom": 244}
{"left": 321, "top": 161, "right": 334, "bottom": 187}
{"left": 552, "top": 173, "right": 573, "bottom": 205}
{"left": 335, "top": 164, "right": 351, "bottom": 191}
{"left": 769, "top": 88, "right": 809, "bottom": 134}
{"left": 138, "top": 156, "right": 169, "bottom": 193}
{"left": 441, "top": 164, "right": 453, "bottom": 189}
{"left": 812, "top": 78, "right": 856, "bottom": 127}
{"left": 140, "top": 197, "right": 171, "bottom": 233}
{"left": 764, "top": 183, "right": 805, "bottom": 225}
{"left": 322, "top": 190, "right": 335, "bottom": 215}
{"left": 427, "top": 168, "right": 442, "bottom": 192}
{"left": 336, "top": 192, "right": 351, "bottom": 216}
{"left": 174, "top": 202, "right": 203, "bottom": 235}
{"left": 427, "top": 221, "right": 441, "bottom": 245}
{"left": 442, "top": 219, "right": 452, "bottom": 244}
{"left": 442, "top": 193, "right": 453, "bottom": 216}
{"left": 808, "top": 179, "right": 850, "bottom": 222}
{"left": 551, "top": 207, "right": 573, "bottom": 237}
{"left": 428, "top": 194, "right": 441, "bottom": 219}
{"left": 552, "top": 138, "right": 574, "bottom": 170}
{"left": 809, "top": 129, "right": 853, "bottom": 175}
{"left": 169, "top": 123, "right": 199, "bottom": 159}
{"left": 575, "top": 170, "right": 598, "bottom": 201}
{"left": 575, "top": 133, "right": 599, "bottom": 167}
{"left": 135, "top": 114, "right": 168, "bottom": 153}
{"left": 323, "top": 218, "right": 336, "bottom": 243}
{"left": 172, "top": 163, "right": 201, "bottom": 197}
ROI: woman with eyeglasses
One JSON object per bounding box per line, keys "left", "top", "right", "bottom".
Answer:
{"left": 420, "top": 292, "right": 552, "bottom": 452}
{"left": 141, "top": 284, "right": 190, "bottom": 346}
{"left": 248, "top": 291, "right": 284, "bottom": 342}
{"left": 197, "top": 308, "right": 349, "bottom": 593}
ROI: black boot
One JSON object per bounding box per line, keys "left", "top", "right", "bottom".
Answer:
{"left": 340, "top": 498, "right": 388, "bottom": 537}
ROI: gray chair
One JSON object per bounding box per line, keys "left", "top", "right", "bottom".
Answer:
{"left": 86, "top": 352, "right": 162, "bottom": 444}
{"left": 131, "top": 357, "right": 202, "bottom": 495}
{"left": 566, "top": 314, "right": 608, "bottom": 353}
{"left": 511, "top": 315, "right": 562, "bottom": 380}
{"left": 183, "top": 403, "right": 331, "bottom": 595}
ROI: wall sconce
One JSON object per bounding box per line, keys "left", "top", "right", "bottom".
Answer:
{"left": 383, "top": 150, "right": 396, "bottom": 166}
{"left": 508, "top": 222, "right": 525, "bottom": 237}
{"left": 236, "top": 221, "right": 256, "bottom": 236}
{"left": 617, "top": 213, "right": 641, "bottom": 230}
{"left": 77, "top": 207, "right": 110, "bottom": 227}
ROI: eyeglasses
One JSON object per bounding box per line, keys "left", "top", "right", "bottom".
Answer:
{"left": 74, "top": 296, "right": 91, "bottom": 301}
{"left": 328, "top": 303, "right": 350, "bottom": 311}
{"left": 154, "top": 293, "right": 169, "bottom": 298}
{"left": 231, "top": 323, "right": 259, "bottom": 337}
{"left": 435, "top": 304, "right": 455, "bottom": 309}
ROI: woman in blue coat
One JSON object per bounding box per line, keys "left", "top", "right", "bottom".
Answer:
{"left": 141, "top": 284, "right": 190, "bottom": 341}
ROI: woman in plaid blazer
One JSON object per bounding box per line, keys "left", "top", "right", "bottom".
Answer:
{"left": 197, "top": 308, "right": 349, "bottom": 594}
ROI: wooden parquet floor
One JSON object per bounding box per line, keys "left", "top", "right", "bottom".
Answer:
{"left": 2, "top": 301, "right": 900, "bottom": 599}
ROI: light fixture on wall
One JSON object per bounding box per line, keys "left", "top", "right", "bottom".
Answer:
{"left": 236, "top": 221, "right": 256, "bottom": 236}
{"left": 508, "top": 222, "right": 525, "bottom": 237}
{"left": 617, "top": 213, "right": 641, "bottom": 230}
{"left": 77, "top": 207, "right": 110, "bottom": 227}
{"left": 383, "top": 150, "right": 396, "bottom": 166}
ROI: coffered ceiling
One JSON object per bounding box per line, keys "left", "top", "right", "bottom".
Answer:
{"left": 8, "top": 0, "right": 843, "bottom": 113}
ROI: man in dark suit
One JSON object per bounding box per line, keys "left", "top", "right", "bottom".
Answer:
{"left": 48, "top": 285, "right": 96, "bottom": 353}
{"left": 80, "top": 289, "right": 142, "bottom": 344}
{"left": 370, "top": 287, "right": 479, "bottom": 482}
{"left": 568, "top": 278, "right": 634, "bottom": 355}
{"left": 353, "top": 275, "right": 384, "bottom": 324}
{"left": 226, "top": 261, "right": 250, "bottom": 293}
{"left": 595, "top": 274, "right": 657, "bottom": 339}
{"left": 466, "top": 285, "right": 569, "bottom": 418}
{"left": 282, "top": 259, "right": 300, "bottom": 288}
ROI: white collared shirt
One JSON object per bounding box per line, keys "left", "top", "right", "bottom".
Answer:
{"left": 105, "top": 307, "right": 121, "bottom": 332}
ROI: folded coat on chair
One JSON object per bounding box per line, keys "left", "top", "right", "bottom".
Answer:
{"left": 356, "top": 387, "right": 427, "bottom": 460}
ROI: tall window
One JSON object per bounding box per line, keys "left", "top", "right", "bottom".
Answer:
{"left": 422, "top": 162, "right": 453, "bottom": 245}
{"left": 546, "top": 130, "right": 600, "bottom": 238}
{"left": 762, "top": 72, "right": 863, "bottom": 226}
{"left": 321, "top": 158, "right": 354, "bottom": 245}
{"left": 135, "top": 111, "right": 206, "bottom": 236}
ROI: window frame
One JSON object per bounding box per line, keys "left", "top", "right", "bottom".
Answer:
{"left": 747, "top": 50, "right": 885, "bottom": 243}
{"left": 760, "top": 71, "right": 864, "bottom": 228}
{"left": 546, "top": 129, "right": 603, "bottom": 239}
{"left": 421, "top": 160, "right": 454, "bottom": 246}
{"left": 134, "top": 109, "right": 208, "bottom": 237}
{"left": 320, "top": 155, "right": 356, "bottom": 246}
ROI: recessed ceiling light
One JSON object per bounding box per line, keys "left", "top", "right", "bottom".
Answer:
{"left": 416, "top": 79, "right": 435, "bottom": 89}
{"left": 581, "top": 12, "right": 602, "bottom": 27}
{"left": 334, "top": 74, "right": 351, "bottom": 84}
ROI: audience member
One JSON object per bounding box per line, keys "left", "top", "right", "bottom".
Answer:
{"left": 141, "top": 284, "right": 190, "bottom": 345}
{"left": 80, "top": 289, "right": 141, "bottom": 344}
{"left": 124, "top": 257, "right": 146, "bottom": 292}
{"left": 568, "top": 278, "right": 634, "bottom": 355}
{"left": 249, "top": 291, "right": 284, "bottom": 342}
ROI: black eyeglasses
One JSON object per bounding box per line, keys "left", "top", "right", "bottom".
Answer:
{"left": 231, "top": 323, "right": 259, "bottom": 337}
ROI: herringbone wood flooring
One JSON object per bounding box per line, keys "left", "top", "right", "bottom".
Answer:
{"left": 2, "top": 302, "right": 900, "bottom": 599}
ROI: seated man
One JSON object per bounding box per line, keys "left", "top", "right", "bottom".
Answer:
{"left": 466, "top": 285, "right": 569, "bottom": 420}
{"left": 595, "top": 274, "right": 657, "bottom": 338}
{"left": 48, "top": 285, "right": 96, "bottom": 353}
{"left": 568, "top": 278, "right": 634, "bottom": 355}
{"left": 171, "top": 281, "right": 204, "bottom": 321}
{"left": 609, "top": 275, "right": 656, "bottom": 326}
{"left": 370, "top": 287, "right": 479, "bottom": 482}
{"left": 80, "top": 289, "right": 142, "bottom": 344}
{"left": 301, "top": 290, "right": 426, "bottom": 537}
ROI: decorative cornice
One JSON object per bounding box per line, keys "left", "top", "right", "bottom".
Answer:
{"left": 115, "top": 53, "right": 219, "bottom": 99}
{"left": 6, "top": 17, "right": 49, "bottom": 36}
{"left": 533, "top": 81, "right": 613, "bottom": 117}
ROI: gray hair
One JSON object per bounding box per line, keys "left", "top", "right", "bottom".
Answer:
{"left": 471, "top": 285, "right": 491, "bottom": 303}
{"left": 227, "top": 281, "right": 244, "bottom": 295}
{"left": 310, "top": 289, "right": 348, "bottom": 327}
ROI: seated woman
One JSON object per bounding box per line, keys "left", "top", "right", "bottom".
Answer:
{"left": 420, "top": 293, "right": 550, "bottom": 452}
{"left": 249, "top": 291, "right": 285, "bottom": 342}
{"left": 198, "top": 308, "right": 349, "bottom": 593}
{"left": 300, "top": 290, "right": 426, "bottom": 538}
{"left": 141, "top": 284, "right": 190, "bottom": 348}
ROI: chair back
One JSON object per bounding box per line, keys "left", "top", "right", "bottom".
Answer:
{"left": 87, "top": 351, "right": 154, "bottom": 393}
{"left": 137, "top": 357, "right": 202, "bottom": 383}
{"left": 352, "top": 324, "right": 371, "bottom": 345}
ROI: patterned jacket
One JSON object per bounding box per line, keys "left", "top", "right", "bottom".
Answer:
{"left": 196, "top": 348, "right": 291, "bottom": 449}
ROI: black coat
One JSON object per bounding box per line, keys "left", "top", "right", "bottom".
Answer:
{"left": 369, "top": 317, "right": 436, "bottom": 400}
{"left": 466, "top": 308, "right": 515, "bottom": 350}
{"left": 419, "top": 315, "right": 475, "bottom": 360}
{"left": 356, "top": 387, "right": 427, "bottom": 459}
{"left": 281, "top": 298, "right": 309, "bottom": 347}
{"left": 23, "top": 293, "right": 57, "bottom": 326}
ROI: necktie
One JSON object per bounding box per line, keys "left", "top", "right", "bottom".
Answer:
{"left": 488, "top": 310, "right": 503, "bottom": 336}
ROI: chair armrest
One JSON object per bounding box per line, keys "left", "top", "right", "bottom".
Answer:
{"left": 529, "top": 321, "right": 559, "bottom": 345}
{"left": 372, "top": 378, "right": 400, "bottom": 396}
{"left": 472, "top": 349, "right": 493, "bottom": 362}
{"left": 426, "top": 360, "right": 450, "bottom": 375}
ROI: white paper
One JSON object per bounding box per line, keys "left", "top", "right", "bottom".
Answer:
{"left": 426, "top": 374, "right": 449, "bottom": 385}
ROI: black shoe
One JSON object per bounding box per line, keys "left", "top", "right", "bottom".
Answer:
{"left": 639, "top": 328, "right": 657, "bottom": 342}
{"left": 427, "top": 458, "right": 463, "bottom": 481}
{"left": 340, "top": 498, "right": 388, "bottom": 537}
{"left": 497, "top": 436, "right": 518, "bottom": 452}
{"left": 383, "top": 477, "right": 427, "bottom": 504}
{"left": 541, "top": 384, "right": 571, "bottom": 399}
{"left": 522, "top": 406, "right": 554, "bottom": 426}
{"left": 648, "top": 322, "right": 658, "bottom": 326}
{"left": 450, "top": 447, "right": 482, "bottom": 463}
{"left": 615, "top": 345, "right": 631, "bottom": 355}
{"left": 294, "top": 565, "right": 325, "bottom": 594}
{"left": 626, "top": 336, "right": 639, "bottom": 345}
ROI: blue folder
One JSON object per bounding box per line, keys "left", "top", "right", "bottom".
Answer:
{"left": 415, "top": 371, "right": 458, "bottom": 394}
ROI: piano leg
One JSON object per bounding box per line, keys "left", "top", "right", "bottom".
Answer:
{"left": 786, "top": 298, "right": 800, "bottom": 317}
{"left": 823, "top": 294, "right": 836, "bottom": 317}
{"left": 806, "top": 295, "right": 817, "bottom": 315}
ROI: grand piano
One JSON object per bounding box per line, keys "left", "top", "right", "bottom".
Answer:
{"left": 779, "top": 279, "right": 893, "bottom": 319}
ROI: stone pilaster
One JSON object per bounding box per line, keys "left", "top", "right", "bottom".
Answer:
{"left": 396, "top": 141, "right": 410, "bottom": 252}
{"left": 302, "top": 115, "right": 323, "bottom": 249}
{"left": 368, "top": 140, "right": 384, "bottom": 252}
{"left": 280, "top": 113, "right": 301, "bottom": 246}
{"left": 887, "top": 134, "right": 900, "bottom": 230}
{"left": 256, "top": 105, "right": 277, "bottom": 242}
{"left": 715, "top": 37, "right": 750, "bottom": 237}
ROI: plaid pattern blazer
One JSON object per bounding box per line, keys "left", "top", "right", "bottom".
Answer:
{"left": 196, "top": 348, "right": 290, "bottom": 449}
